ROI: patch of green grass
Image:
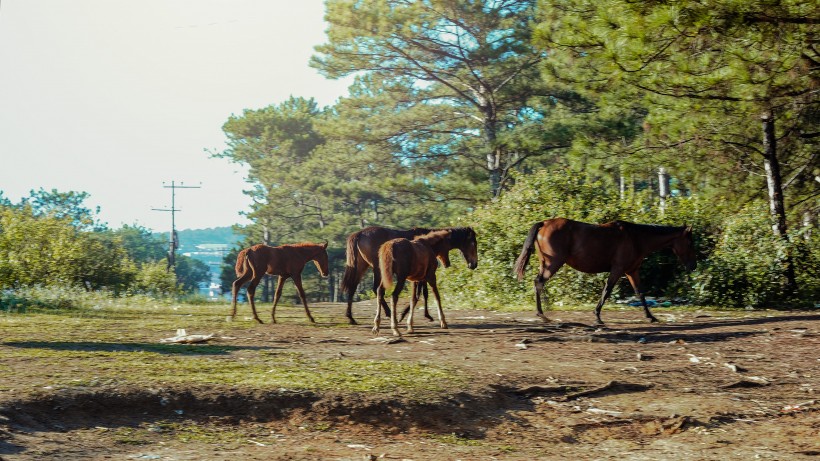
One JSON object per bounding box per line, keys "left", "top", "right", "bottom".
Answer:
{"left": 1, "top": 302, "right": 468, "bottom": 396}
{"left": 428, "top": 432, "right": 484, "bottom": 446}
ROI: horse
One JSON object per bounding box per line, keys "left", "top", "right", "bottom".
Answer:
{"left": 514, "top": 218, "right": 696, "bottom": 325}
{"left": 230, "top": 242, "right": 329, "bottom": 324}
{"left": 340, "top": 225, "right": 478, "bottom": 324}
{"left": 374, "top": 230, "right": 469, "bottom": 336}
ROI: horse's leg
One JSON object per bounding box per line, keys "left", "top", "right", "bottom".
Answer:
{"left": 625, "top": 271, "right": 658, "bottom": 323}
{"left": 230, "top": 273, "right": 251, "bottom": 319}
{"left": 345, "top": 262, "right": 369, "bottom": 325}
{"left": 372, "top": 283, "right": 386, "bottom": 335}
{"left": 428, "top": 276, "right": 447, "bottom": 329}
{"left": 372, "top": 270, "right": 391, "bottom": 317}
{"left": 292, "top": 274, "right": 316, "bottom": 324}
{"left": 534, "top": 260, "right": 564, "bottom": 322}
{"left": 270, "top": 275, "right": 287, "bottom": 324}
{"left": 399, "top": 283, "right": 432, "bottom": 322}
{"left": 406, "top": 281, "right": 418, "bottom": 334}
{"left": 389, "top": 277, "right": 406, "bottom": 336}
{"left": 594, "top": 272, "right": 622, "bottom": 325}
{"left": 246, "top": 276, "right": 264, "bottom": 324}
{"left": 421, "top": 283, "right": 432, "bottom": 321}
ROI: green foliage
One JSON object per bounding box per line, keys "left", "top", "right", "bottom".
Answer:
{"left": 439, "top": 169, "right": 731, "bottom": 310}
{"left": 173, "top": 255, "right": 210, "bottom": 294}
{"left": 440, "top": 169, "right": 641, "bottom": 309}
{"left": 691, "top": 203, "right": 820, "bottom": 307}
{"left": 133, "top": 261, "right": 178, "bottom": 298}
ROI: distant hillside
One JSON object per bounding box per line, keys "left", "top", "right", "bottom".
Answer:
{"left": 176, "top": 227, "right": 243, "bottom": 250}
{"left": 154, "top": 227, "right": 243, "bottom": 288}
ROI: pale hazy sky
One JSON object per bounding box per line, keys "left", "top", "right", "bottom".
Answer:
{"left": 0, "top": 0, "right": 352, "bottom": 232}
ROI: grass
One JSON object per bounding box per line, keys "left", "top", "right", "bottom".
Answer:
{"left": 0, "top": 298, "right": 467, "bottom": 397}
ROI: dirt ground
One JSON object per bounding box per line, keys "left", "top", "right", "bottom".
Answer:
{"left": 1, "top": 302, "right": 819, "bottom": 460}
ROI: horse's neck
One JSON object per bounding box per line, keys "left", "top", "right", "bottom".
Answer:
{"left": 416, "top": 233, "right": 449, "bottom": 253}
{"left": 633, "top": 227, "right": 680, "bottom": 253}
{"left": 292, "top": 244, "right": 321, "bottom": 261}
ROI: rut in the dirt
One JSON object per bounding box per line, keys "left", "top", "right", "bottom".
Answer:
{"left": 0, "top": 385, "right": 532, "bottom": 437}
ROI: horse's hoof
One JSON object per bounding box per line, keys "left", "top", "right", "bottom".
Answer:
{"left": 537, "top": 314, "right": 550, "bottom": 323}
{"left": 348, "top": 318, "right": 358, "bottom": 325}
{"left": 649, "top": 317, "right": 659, "bottom": 323}
{"left": 255, "top": 319, "right": 264, "bottom": 324}
{"left": 425, "top": 315, "right": 434, "bottom": 322}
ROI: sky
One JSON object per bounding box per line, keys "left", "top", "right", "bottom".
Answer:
{"left": 0, "top": 0, "right": 352, "bottom": 233}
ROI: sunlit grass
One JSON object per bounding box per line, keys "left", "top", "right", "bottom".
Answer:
{"left": 0, "top": 297, "right": 467, "bottom": 397}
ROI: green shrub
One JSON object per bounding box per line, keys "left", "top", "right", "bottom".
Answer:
{"left": 690, "top": 203, "right": 819, "bottom": 307}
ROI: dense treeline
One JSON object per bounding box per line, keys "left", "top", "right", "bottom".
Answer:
{"left": 3, "top": 1, "right": 816, "bottom": 310}
{"left": 220, "top": 0, "right": 818, "bottom": 308}
{"left": 0, "top": 189, "right": 210, "bottom": 303}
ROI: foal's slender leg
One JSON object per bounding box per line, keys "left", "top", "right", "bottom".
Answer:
{"left": 406, "top": 282, "right": 419, "bottom": 334}
{"left": 626, "top": 271, "right": 658, "bottom": 323}
{"left": 594, "top": 272, "right": 622, "bottom": 325}
{"left": 270, "top": 275, "right": 287, "bottom": 324}
{"left": 428, "top": 277, "right": 447, "bottom": 329}
{"left": 246, "top": 276, "right": 265, "bottom": 324}
{"left": 398, "top": 283, "right": 431, "bottom": 322}
{"left": 389, "top": 278, "right": 406, "bottom": 337}
{"left": 292, "top": 274, "right": 316, "bottom": 323}
{"left": 372, "top": 269, "right": 392, "bottom": 317}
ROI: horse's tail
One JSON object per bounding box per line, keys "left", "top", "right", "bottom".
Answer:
{"left": 237, "top": 248, "right": 260, "bottom": 280}
{"left": 235, "top": 248, "right": 249, "bottom": 276}
{"left": 379, "top": 244, "right": 395, "bottom": 292}
{"left": 340, "top": 232, "right": 361, "bottom": 295}
{"left": 514, "top": 221, "right": 544, "bottom": 281}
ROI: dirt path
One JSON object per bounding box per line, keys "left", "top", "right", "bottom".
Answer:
{"left": 1, "top": 304, "right": 818, "bottom": 460}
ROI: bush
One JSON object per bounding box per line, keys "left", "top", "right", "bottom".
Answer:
{"left": 690, "top": 203, "right": 819, "bottom": 307}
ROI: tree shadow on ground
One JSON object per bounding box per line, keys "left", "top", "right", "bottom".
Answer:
{"left": 1, "top": 341, "right": 274, "bottom": 355}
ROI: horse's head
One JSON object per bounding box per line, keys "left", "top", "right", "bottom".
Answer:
{"left": 313, "top": 242, "right": 330, "bottom": 277}
{"left": 671, "top": 226, "right": 697, "bottom": 271}
{"left": 456, "top": 227, "right": 478, "bottom": 270}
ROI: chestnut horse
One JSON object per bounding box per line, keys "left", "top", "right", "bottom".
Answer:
{"left": 514, "top": 218, "right": 695, "bottom": 325}
{"left": 374, "top": 229, "right": 479, "bottom": 336}
{"left": 230, "top": 242, "right": 329, "bottom": 324}
{"left": 340, "top": 226, "right": 478, "bottom": 324}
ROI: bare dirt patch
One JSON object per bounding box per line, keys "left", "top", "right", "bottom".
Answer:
{"left": 2, "top": 303, "right": 819, "bottom": 460}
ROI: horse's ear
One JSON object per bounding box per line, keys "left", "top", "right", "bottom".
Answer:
{"left": 322, "top": 240, "right": 329, "bottom": 249}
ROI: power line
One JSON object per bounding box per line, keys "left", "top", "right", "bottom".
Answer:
{"left": 152, "top": 180, "right": 201, "bottom": 271}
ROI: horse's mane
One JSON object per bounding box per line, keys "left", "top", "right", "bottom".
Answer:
{"left": 281, "top": 242, "right": 324, "bottom": 248}
{"left": 612, "top": 221, "right": 685, "bottom": 235}
{"left": 413, "top": 230, "right": 450, "bottom": 246}
{"left": 432, "top": 226, "right": 475, "bottom": 245}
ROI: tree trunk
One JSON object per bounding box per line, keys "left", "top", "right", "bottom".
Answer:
{"left": 658, "top": 166, "right": 670, "bottom": 215}
{"left": 485, "top": 116, "right": 502, "bottom": 197}
{"left": 761, "top": 113, "right": 797, "bottom": 291}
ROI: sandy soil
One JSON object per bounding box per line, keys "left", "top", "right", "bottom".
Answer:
{"left": 1, "top": 303, "right": 818, "bottom": 460}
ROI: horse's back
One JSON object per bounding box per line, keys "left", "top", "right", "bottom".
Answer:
{"left": 538, "top": 218, "right": 626, "bottom": 273}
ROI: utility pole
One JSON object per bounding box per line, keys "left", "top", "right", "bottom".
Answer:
{"left": 152, "top": 181, "right": 201, "bottom": 272}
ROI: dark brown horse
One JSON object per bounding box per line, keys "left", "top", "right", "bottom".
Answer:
{"left": 231, "top": 242, "right": 329, "bottom": 324}
{"left": 340, "top": 226, "right": 478, "bottom": 324}
{"left": 375, "top": 230, "right": 465, "bottom": 336}
{"left": 514, "top": 218, "right": 695, "bottom": 324}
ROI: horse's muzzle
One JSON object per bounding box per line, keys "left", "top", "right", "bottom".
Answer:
{"left": 468, "top": 262, "right": 478, "bottom": 270}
